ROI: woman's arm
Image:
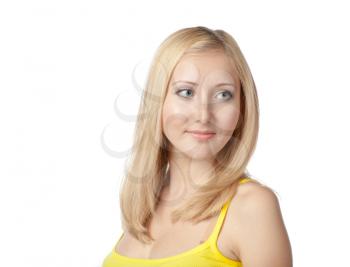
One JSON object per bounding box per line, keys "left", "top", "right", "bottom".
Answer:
{"left": 234, "top": 184, "right": 293, "bottom": 267}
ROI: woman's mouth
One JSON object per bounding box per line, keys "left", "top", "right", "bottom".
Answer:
{"left": 186, "top": 130, "right": 216, "bottom": 141}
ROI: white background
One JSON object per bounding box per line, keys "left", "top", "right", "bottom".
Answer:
{"left": 0, "top": 1, "right": 349, "bottom": 266}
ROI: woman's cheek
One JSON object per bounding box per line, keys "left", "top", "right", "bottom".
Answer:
{"left": 216, "top": 108, "right": 240, "bottom": 136}
{"left": 162, "top": 101, "right": 188, "bottom": 134}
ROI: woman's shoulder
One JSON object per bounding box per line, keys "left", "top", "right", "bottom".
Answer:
{"left": 233, "top": 177, "right": 279, "bottom": 217}
{"left": 225, "top": 178, "right": 278, "bottom": 227}
{"left": 237, "top": 177, "right": 277, "bottom": 199}
{"left": 226, "top": 178, "right": 287, "bottom": 261}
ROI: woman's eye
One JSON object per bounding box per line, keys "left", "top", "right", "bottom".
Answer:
{"left": 216, "top": 91, "right": 233, "bottom": 100}
{"left": 176, "top": 88, "right": 193, "bottom": 98}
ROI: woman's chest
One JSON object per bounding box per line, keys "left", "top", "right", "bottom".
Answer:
{"left": 115, "top": 211, "right": 239, "bottom": 261}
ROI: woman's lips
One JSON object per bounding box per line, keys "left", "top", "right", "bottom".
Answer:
{"left": 186, "top": 131, "right": 216, "bottom": 141}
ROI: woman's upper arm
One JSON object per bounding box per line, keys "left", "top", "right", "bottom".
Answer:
{"left": 234, "top": 184, "right": 293, "bottom": 267}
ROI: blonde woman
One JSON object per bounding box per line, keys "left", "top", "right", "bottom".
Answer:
{"left": 102, "top": 26, "right": 293, "bottom": 267}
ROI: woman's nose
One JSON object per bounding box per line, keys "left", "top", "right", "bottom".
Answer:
{"left": 194, "top": 98, "right": 212, "bottom": 123}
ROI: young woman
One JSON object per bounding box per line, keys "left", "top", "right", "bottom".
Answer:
{"left": 102, "top": 26, "right": 293, "bottom": 267}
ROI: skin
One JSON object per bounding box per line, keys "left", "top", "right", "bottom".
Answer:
{"left": 161, "top": 49, "right": 241, "bottom": 205}
{"left": 231, "top": 184, "right": 294, "bottom": 266}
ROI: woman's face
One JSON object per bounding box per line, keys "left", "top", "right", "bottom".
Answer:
{"left": 162, "top": 50, "right": 241, "bottom": 160}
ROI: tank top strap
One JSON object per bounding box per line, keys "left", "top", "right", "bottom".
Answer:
{"left": 208, "top": 177, "right": 253, "bottom": 245}
{"left": 239, "top": 177, "right": 253, "bottom": 184}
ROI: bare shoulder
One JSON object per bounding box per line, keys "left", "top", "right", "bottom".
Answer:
{"left": 235, "top": 179, "right": 280, "bottom": 211}
{"left": 227, "top": 179, "right": 293, "bottom": 267}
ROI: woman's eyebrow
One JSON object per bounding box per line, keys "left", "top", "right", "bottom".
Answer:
{"left": 172, "top": 80, "right": 198, "bottom": 86}
{"left": 172, "top": 80, "right": 235, "bottom": 87}
{"left": 215, "top": 82, "right": 235, "bottom": 87}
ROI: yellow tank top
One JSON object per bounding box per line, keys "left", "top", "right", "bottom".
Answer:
{"left": 102, "top": 177, "right": 253, "bottom": 267}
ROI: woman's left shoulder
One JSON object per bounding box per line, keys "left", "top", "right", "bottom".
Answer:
{"left": 226, "top": 179, "right": 293, "bottom": 266}
{"left": 236, "top": 178, "right": 279, "bottom": 207}
{"left": 226, "top": 178, "right": 281, "bottom": 239}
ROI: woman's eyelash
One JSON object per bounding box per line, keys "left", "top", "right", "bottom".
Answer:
{"left": 176, "top": 88, "right": 193, "bottom": 97}
{"left": 175, "top": 88, "right": 233, "bottom": 99}
{"left": 217, "top": 91, "right": 233, "bottom": 99}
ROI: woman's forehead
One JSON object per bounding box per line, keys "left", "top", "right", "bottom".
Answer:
{"left": 171, "top": 51, "right": 239, "bottom": 86}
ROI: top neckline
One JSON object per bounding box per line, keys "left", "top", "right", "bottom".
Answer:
{"left": 112, "top": 177, "right": 252, "bottom": 262}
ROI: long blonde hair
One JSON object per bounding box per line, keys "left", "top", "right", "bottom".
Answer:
{"left": 119, "top": 26, "right": 259, "bottom": 244}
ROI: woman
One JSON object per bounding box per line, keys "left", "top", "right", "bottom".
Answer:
{"left": 102, "top": 26, "right": 293, "bottom": 267}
